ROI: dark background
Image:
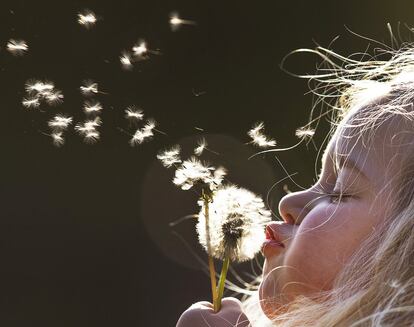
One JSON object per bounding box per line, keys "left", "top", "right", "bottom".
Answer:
{"left": 0, "top": 0, "right": 413, "bottom": 326}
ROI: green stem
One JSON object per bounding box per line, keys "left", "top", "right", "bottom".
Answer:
{"left": 215, "top": 256, "right": 230, "bottom": 312}
{"left": 203, "top": 190, "right": 218, "bottom": 310}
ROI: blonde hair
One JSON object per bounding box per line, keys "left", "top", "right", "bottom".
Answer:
{"left": 243, "top": 25, "right": 414, "bottom": 326}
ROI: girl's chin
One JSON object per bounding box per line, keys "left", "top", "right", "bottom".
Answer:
{"left": 258, "top": 277, "right": 285, "bottom": 318}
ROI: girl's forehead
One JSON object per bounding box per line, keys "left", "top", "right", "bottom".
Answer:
{"left": 324, "top": 109, "right": 410, "bottom": 187}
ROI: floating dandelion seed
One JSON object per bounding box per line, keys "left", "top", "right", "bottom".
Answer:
{"left": 44, "top": 90, "right": 64, "bottom": 105}
{"left": 77, "top": 10, "right": 97, "bottom": 28}
{"left": 83, "top": 100, "right": 103, "bottom": 114}
{"left": 25, "top": 79, "right": 54, "bottom": 94}
{"left": 80, "top": 80, "right": 99, "bottom": 96}
{"left": 131, "top": 40, "right": 161, "bottom": 60}
{"left": 132, "top": 41, "right": 148, "bottom": 56}
{"left": 169, "top": 12, "right": 196, "bottom": 31}
{"left": 6, "top": 39, "right": 28, "bottom": 55}
{"left": 22, "top": 96, "right": 40, "bottom": 109}
{"left": 124, "top": 106, "right": 144, "bottom": 122}
{"left": 75, "top": 117, "right": 102, "bottom": 136}
{"left": 295, "top": 126, "right": 315, "bottom": 139}
{"left": 129, "top": 120, "right": 156, "bottom": 146}
{"left": 157, "top": 145, "right": 182, "bottom": 168}
{"left": 129, "top": 129, "right": 153, "bottom": 146}
{"left": 84, "top": 131, "right": 100, "bottom": 144}
{"left": 48, "top": 115, "right": 73, "bottom": 131}
{"left": 247, "top": 121, "right": 277, "bottom": 148}
{"left": 194, "top": 138, "right": 207, "bottom": 156}
{"left": 51, "top": 132, "right": 65, "bottom": 147}
{"left": 196, "top": 184, "right": 271, "bottom": 262}
{"left": 120, "top": 52, "right": 133, "bottom": 70}
{"left": 143, "top": 119, "right": 156, "bottom": 133}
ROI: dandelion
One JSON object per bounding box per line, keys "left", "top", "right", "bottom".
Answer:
{"left": 80, "top": 80, "right": 99, "bottom": 96}
{"left": 157, "top": 145, "right": 182, "bottom": 168}
{"left": 197, "top": 184, "right": 271, "bottom": 311}
{"left": 169, "top": 12, "right": 196, "bottom": 31}
{"left": 44, "top": 90, "right": 64, "bottom": 105}
{"left": 194, "top": 138, "right": 207, "bottom": 156}
{"left": 83, "top": 100, "right": 103, "bottom": 114}
{"left": 120, "top": 52, "right": 133, "bottom": 70}
{"left": 51, "top": 132, "right": 65, "bottom": 147}
{"left": 124, "top": 106, "right": 144, "bottom": 122}
{"left": 22, "top": 96, "right": 40, "bottom": 109}
{"left": 247, "top": 121, "right": 277, "bottom": 148}
{"left": 77, "top": 10, "right": 97, "bottom": 28}
{"left": 197, "top": 184, "right": 271, "bottom": 262}
{"left": 48, "top": 115, "right": 73, "bottom": 131}
{"left": 6, "top": 39, "right": 28, "bottom": 55}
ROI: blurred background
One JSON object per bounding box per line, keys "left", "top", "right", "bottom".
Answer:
{"left": 0, "top": 0, "right": 413, "bottom": 325}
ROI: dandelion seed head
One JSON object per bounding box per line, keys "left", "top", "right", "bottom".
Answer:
{"left": 157, "top": 145, "right": 182, "bottom": 168}
{"left": 6, "top": 39, "right": 28, "bottom": 55}
{"left": 51, "top": 132, "right": 65, "bottom": 147}
{"left": 248, "top": 121, "right": 277, "bottom": 148}
{"left": 83, "top": 100, "right": 103, "bottom": 114}
{"left": 48, "top": 115, "right": 73, "bottom": 131}
{"left": 22, "top": 96, "right": 40, "bottom": 109}
{"left": 194, "top": 137, "right": 207, "bottom": 156}
{"left": 196, "top": 185, "right": 271, "bottom": 262}
{"left": 78, "top": 10, "right": 97, "bottom": 28}
{"left": 173, "top": 157, "right": 218, "bottom": 190}
{"left": 80, "top": 80, "right": 98, "bottom": 95}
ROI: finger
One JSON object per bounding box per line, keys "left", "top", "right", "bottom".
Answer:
{"left": 189, "top": 301, "right": 214, "bottom": 311}
{"left": 220, "top": 297, "right": 244, "bottom": 311}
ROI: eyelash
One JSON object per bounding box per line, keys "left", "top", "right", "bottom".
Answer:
{"left": 327, "top": 191, "right": 353, "bottom": 204}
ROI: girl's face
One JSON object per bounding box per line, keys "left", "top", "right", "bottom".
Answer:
{"left": 259, "top": 112, "right": 403, "bottom": 317}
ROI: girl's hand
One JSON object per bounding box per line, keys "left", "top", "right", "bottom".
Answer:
{"left": 176, "top": 297, "right": 250, "bottom": 327}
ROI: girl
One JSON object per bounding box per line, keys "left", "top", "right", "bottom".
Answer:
{"left": 177, "top": 35, "right": 414, "bottom": 326}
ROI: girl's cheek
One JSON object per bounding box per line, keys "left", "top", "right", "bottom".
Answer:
{"left": 280, "top": 206, "right": 353, "bottom": 290}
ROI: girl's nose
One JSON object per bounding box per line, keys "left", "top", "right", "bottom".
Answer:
{"left": 278, "top": 190, "right": 311, "bottom": 225}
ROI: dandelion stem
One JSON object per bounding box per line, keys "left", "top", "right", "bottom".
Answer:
{"left": 215, "top": 256, "right": 230, "bottom": 312}
{"left": 202, "top": 189, "right": 218, "bottom": 311}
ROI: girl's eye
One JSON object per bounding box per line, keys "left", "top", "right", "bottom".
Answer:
{"left": 328, "top": 191, "right": 352, "bottom": 204}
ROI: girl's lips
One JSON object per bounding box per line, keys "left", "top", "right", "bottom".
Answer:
{"left": 262, "top": 223, "right": 286, "bottom": 258}
{"left": 261, "top": 239, "right": 285, "bottom": 258}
